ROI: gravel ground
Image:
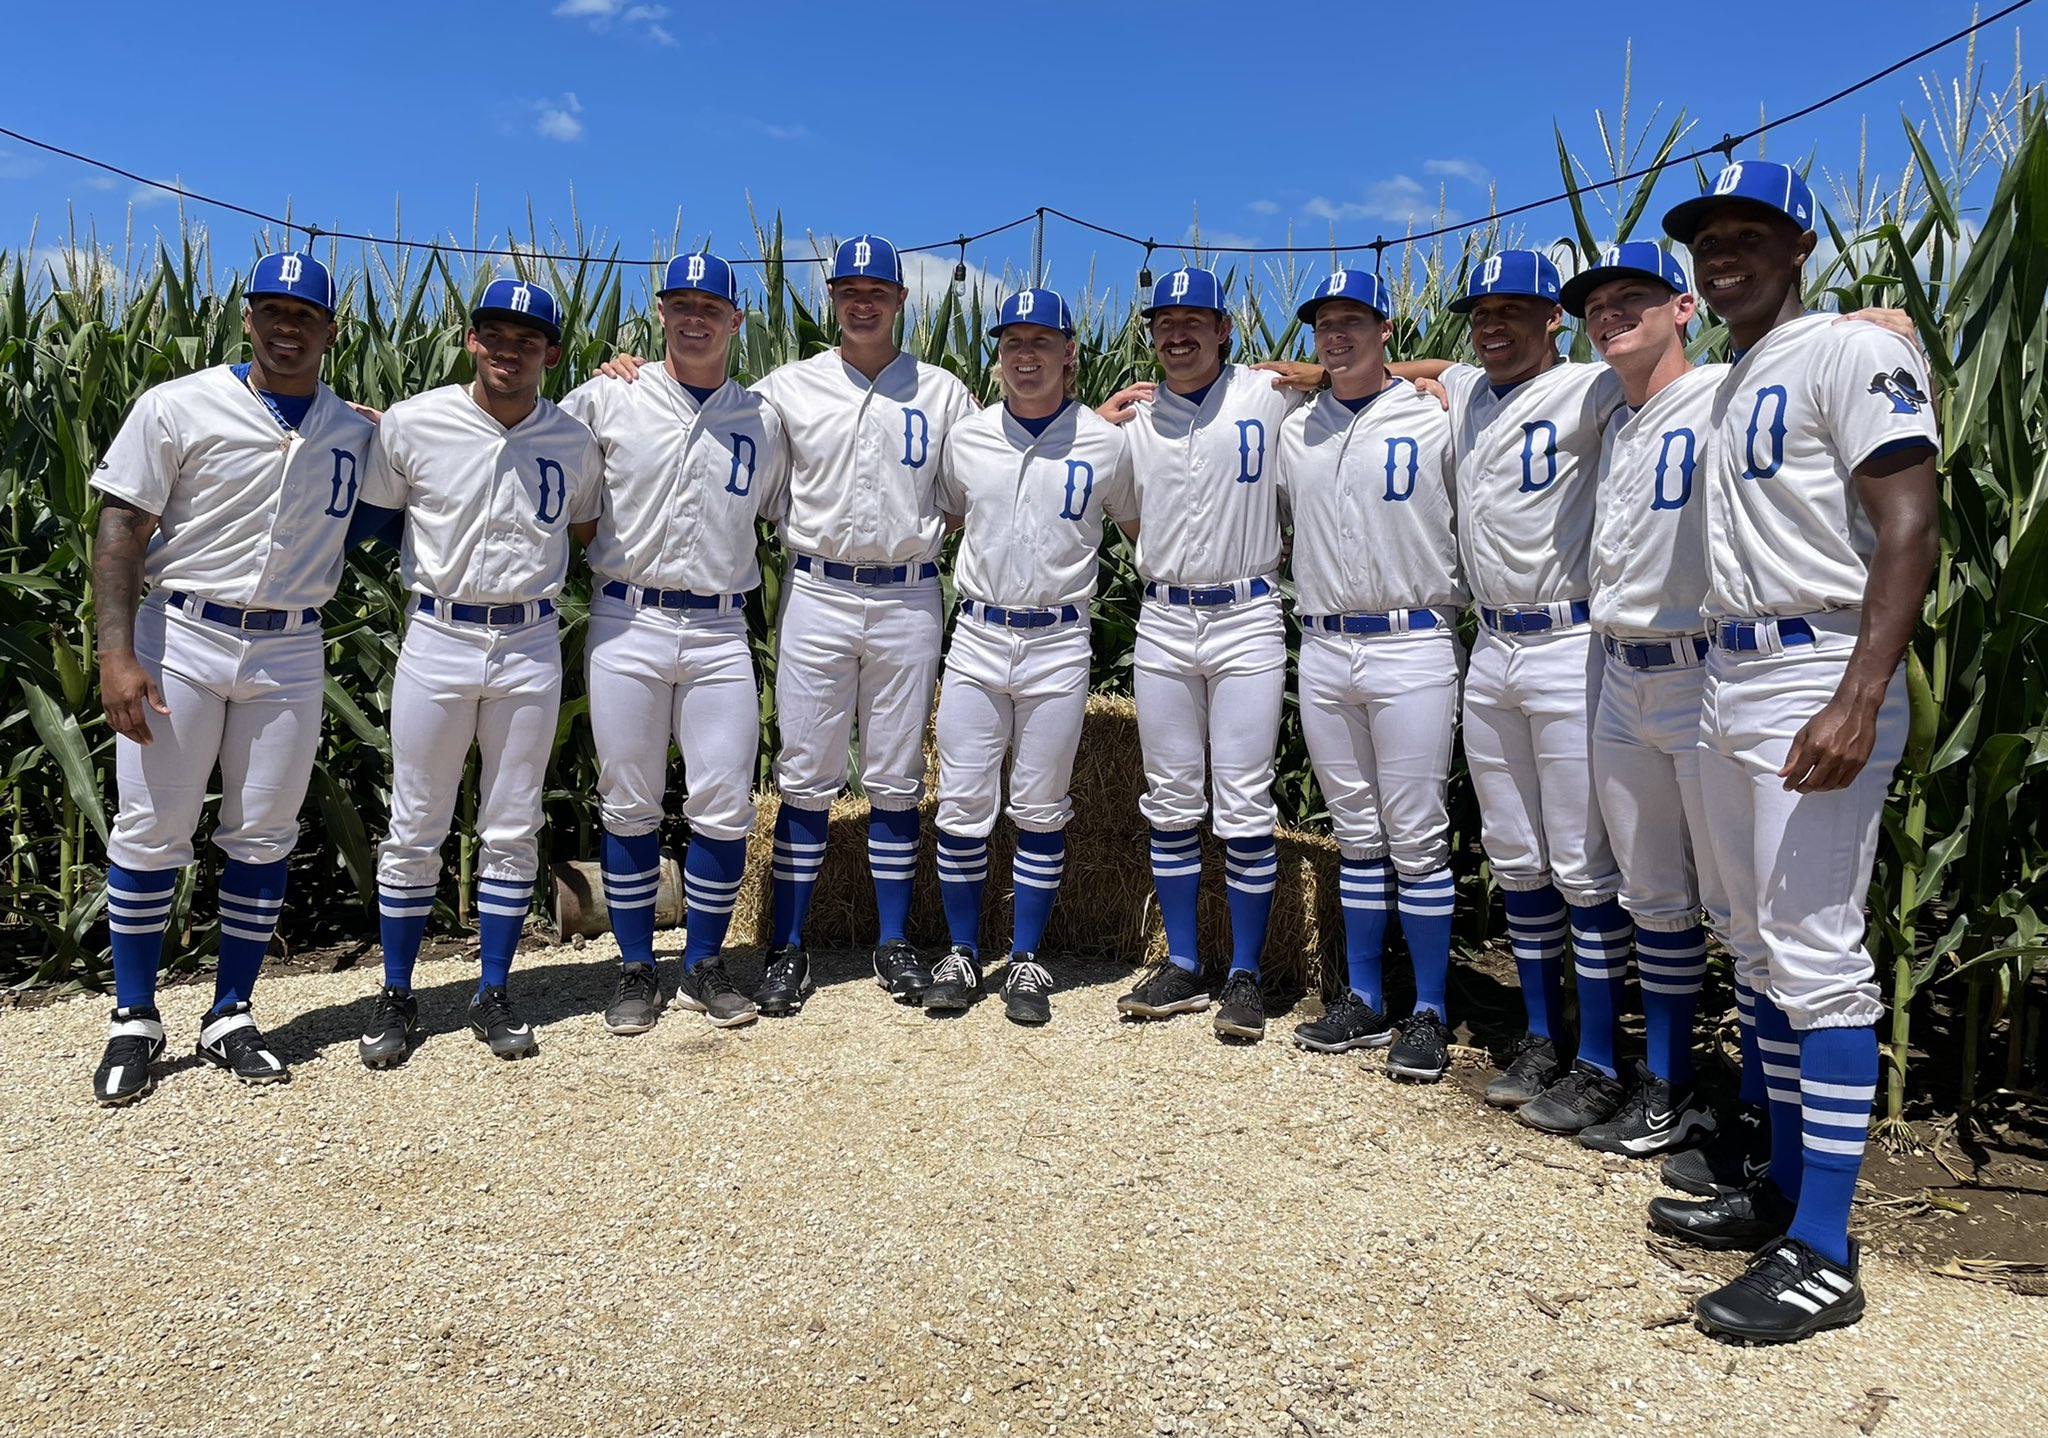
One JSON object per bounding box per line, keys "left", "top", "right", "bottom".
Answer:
{"left": 4, "top": 941, "right": 2046, "bottom": 1437}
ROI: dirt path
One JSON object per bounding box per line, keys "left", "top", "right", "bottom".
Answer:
{"left": 4, "top": 943, "right": 2045, "bottom": 1436}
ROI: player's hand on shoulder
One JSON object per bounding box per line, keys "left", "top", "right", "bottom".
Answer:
{"left": 1779, "top": 695, "right": 1880, "bottom": 793}
{"left": 1251, "top": 360, "right": 1325, "bottom": 393}
{"left": 99, "top": 651, "right": 169, "bottom": 745}
{"left": 345, "top": 401, "right": 384, "bottom": 424}
{"left": 596, "top": 353, "right": 651, "bottom": 383}
{"left": 1411, "top": 375, "right": 1450, "bottom": 411}
{"left": 1096, "top": 382, "right": 1156, "bottom": 425}
{"left": 1837, "top": 308, "right": 1921, "bottom": 349}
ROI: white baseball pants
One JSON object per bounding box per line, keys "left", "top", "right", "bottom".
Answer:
{"left": 1296, "top": 624, "right": 1462, "bottom": 873}
{"left": 107, "top": 595, "right": 324, "bottom": 870}
{"left": 586, "top": 592, "right": 758, "bottom": 842}
{"left": 1462, "top": 625, "right": 1620, "bottom": 906}
{"left": 933, "top": 615, "right": 1091, "bottom": 838}
{"left": 773, "top": 568, "right": 943, "bottom": 813}
{"left": 1133, "top": 594, "right": 1285, "bottom": 838}
{"left": 1698, "top": 613, "right": 1905, "bottom": 1030}
{"left": 378, "top": 608, "right": 562, "bottom": 890}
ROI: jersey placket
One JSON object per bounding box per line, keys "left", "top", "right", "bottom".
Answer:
{"left": 661, "top": 391, "right": 710, "bottom": 583}
{"left": 239, "top": 384, "right": 307, "bottom": 609}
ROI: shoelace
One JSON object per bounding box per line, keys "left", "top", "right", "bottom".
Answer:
{"left": 474, "top": 989, "right": 516, "bottom": 1029}
{"left": 1732, "top": 1241, "right": 1817, "bottom": 1297}
{"left": 763, "top": 951, "right": 805, "bottom": 985}
{"left": 1008, "top": 960, "right": 1052, "bottom": 995}
{"left": 1219, "top": 972, "right": 1260, "bottom": 1007}
{"left": 1402, "top": 1013, "right": 1448, "bottom": 1051}
{"left": 932, "top": 952, "right": 977, "bottom": 987}
{"left": 618, "top": 965, "right": 659, "bottom": 1003}
{"left": 696, "top": 962, "right": 744, "bottom": 999}
{"left": 371, "top": 989, "right": 413, "bottom": 1026}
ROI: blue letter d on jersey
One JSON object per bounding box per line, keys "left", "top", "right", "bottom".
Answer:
{"left": 726, "top": 433, "right": 757, "bottom": 496}
{"left": 1518, "top": 421, "right": 1559, "bottom": 493}
{"left": 322, "top": 448, "right": 359, "bottom": 518}
{"left": 1382, "top": 437, "right": 1419, "bottom": 502}
{"left": 1652, "top": 428, "right": 1696, "bottom": 510}
{"left": 901, "top": 408, "right": 930, "bottom": 469}
{"left": 534, "top": 458, "right": 565, "bottom": 524}
{"left": 1059, "top": 459, "right": 1095, "bottom": 520}
{"left": 1235, "top": 419, "right": 1265, "bottom": 484}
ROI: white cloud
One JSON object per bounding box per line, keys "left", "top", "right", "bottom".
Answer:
{"left": 1425, "top": 157, "right": 1490, "bottom": 186}
{"left": 128, "top": 178, "right": 181, "bottom": 209}
{"left": 534, "top": 94, "right": 585, "bottom": 143}
{"left": 757, "top": 121, "right": 809, "bottom": 142}
{"left": 1303, "top": 176, "right": 1461, "bottom": 229}
{"left": 554, "top": 0, "right": 674, "bottom": 43}
{"left": 1247, "top": 199, "right": 1279, "bottom": 216}
{"left": 0, "top": 147, "right": 41, "bottom": 180}
{"left": 553, "top": 0, "right": 617, "bottom": 14}
{"left": 22, "top": 242, "right": 124, "bottom": 292}
{"left": 84, "top": 175, "right": 117, "bottom": 191}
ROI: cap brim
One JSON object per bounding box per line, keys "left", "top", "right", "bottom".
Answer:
{"left": 247, "top": 287, "right": 335, "bottom": 316}
{"left": 1447, "top": 287, "right": 1559, "bottom": 315}
{"left": 1296, "top": 295, "right": 1388, "bottom": 326}
{"left": 1663, "top": 192, "right": 1811, "bottom": 245}
{"left": 471, "top": 307, "right": 561, "bottom": 343}
{"left": 1559, "top": 265, "right": 1682, "bottom": 318}
{"left": 1140, "top": 300, "right": 1229, "bottom": 319}
{"left": 656, "top": 282, "right": 738, "bottom": 304}
{"left": 988, "top": 319, "right": 1073, "bottom": 337}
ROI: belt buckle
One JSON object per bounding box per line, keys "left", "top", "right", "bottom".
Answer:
{"left": 657, "top": 589, "right": 687, "bottom": 609}
{"left": 1192, "top": 586, "right": 1228, "bottom": 606}
{"left": 1510, "top": 609, "right": 1551, "bottom": 634}
{"left": 487, "top": 603, "right": 520, "bottom": 626}
{"left": 239, "top": 608, "right": 276, "bottom": 631}
{"left": 850, "top": 563, "right": 891, "bottom": 585}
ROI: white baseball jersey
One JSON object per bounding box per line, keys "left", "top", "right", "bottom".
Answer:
{"left": 1125, "top": 364, "right": 1304, "bottom": 586}
{"left": 1278, "top": 382, "right": 1465, "bottom": 615}
{"left": 362, "top": 384, "right": 604, "bottom": 604}
{"left": 559, "top": 369, "right": 790, "bottom": 595}
{"left": 1444, "top": 360, "right": 1625, "bottom": 607}
{"left": 751, "top": 349, "right": 977, "bottom": 565}
{"left": 92, "top": 365, "right": 376, "bottom": 611}
{"left": 935, "top": 403, "right": 1137, "bottom": 609}
{"left": 1703, "top": 314, "right": 1939, "bottom": 619}
{"left": 1589, "top": 363, "right": 1725, "bottom": 638}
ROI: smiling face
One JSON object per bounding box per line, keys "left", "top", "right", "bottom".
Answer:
{"left": 242, "top": 295, "right": 337, "bottom": 394}
{"left": 466, "top": 317, "right": 558, "bottom": 404}
{"left": 1311, "top": 299, "right": 1392, "bottom": 398}
{"left": 996, "top": 323, "right": 1076, "bottom": 414}
{"left": 658, "top": 289, "right": 742, "bottom": 385}
{"left": 829, "top": 275, "right": 907, "bottom": 348}
{"left": 1686, "top": 202, "right": 1815, "bottom": 347}
{"left": 1582, "top": 277, "right": 1695, "bottom": 371}
{"left": 1464, "top": 294, "right": 1562, "bottom": 386}
{"left": 1147, "top": 306, "right": 1231, "bottom": 392}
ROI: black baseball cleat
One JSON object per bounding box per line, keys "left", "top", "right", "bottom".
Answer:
{"left": 1485, "top": 1033, "right": 1564, "bottom": 1108}
{"left": 1647, "top": 1179, "right": 1796, "bottom": 1250}
{"left": 674, "top": 957, "right": 759, "bottom": 1028}
{"left": 468, "top": 985, "right": 538, "bottom": 1059}
{"left": 872, "top": 938, "right": 931, "bottom": 1003}
{"left": 1213, "top": 970, "right": 1267, "bottom": 1041}
{"left": 1693, "top": 1237, "right": 1866, "bottom": 1344}
{"left": 923, "top": 945, "right": 983, "bottom": 1012}
{"left": 358, "top": 986, "right": 421, "bottom": 1068}
{"left": 1002, "top": 953, "right": 1053, "bottom": 1025}
{"left": 1117, "top": 963, "right": 1211, "bottom": 1019}
{"left": 1580, "top": 1061, "right": 1717, "bottom": 1157}
{"left": 754, "top": 944, "right": 815, "bottom": 1018}
{"left": 1292, "top": 990, "right": 1396, "bottom": 1054}
{"left": 93, "top": 1005, "right": 166, "bottom": 1106}
{"left": 604, "top": 962, "right": 665, "bottom": 1035}
{"left": 196, "top": 1002, "right": 290, "bottom": 1084}
{"left": 1386, "top": 1010, "right": 1452, "bottom": 1082}
{"left": 1519, "top": 1060, "right": 1627, "bottom": 1134}
{"left": 1660, "top": 1101, "right": 1767, "bottom": 1196}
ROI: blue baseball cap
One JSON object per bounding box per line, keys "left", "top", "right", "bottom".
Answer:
{"left": 1663, "top": 160, "right": 1816, "bottom": 244}
{"left": 1448, "top": 250, "right": 1563, "bottom": 314}
{"left": 1296, "top": 268, "right": 1393, "bottom": 324}
{"left": 471, "top": 277, "right": 563, "bottom": 343}
{"left": 247, "top": 251, "right": 335, "bottom": 314}
{"left": 659, "top": 251, "right": 739, "bottom": 305}
{"left": 1559, "top": 241, "right": 1690, "bottom": 318}
{"left": 989, "top": 287, "right": 1074, "bottom": 336}
{"left": 1141, "top": 267, "right": 1229, "bottom": 318}
{"left": 830, "top": 234, "right": 903, "bottom": 285}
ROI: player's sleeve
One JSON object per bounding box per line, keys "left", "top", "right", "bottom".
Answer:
{"left": 1098, "top": 429, "right": 1138, "bottom": 525}
{"left": 755, "top": 405, "right": 793, "bottom": 524}
{"left": 556, "top": 377, "right": 604, "bottom": 431}
{"left": 359, "top": 418, "right": 410, "bottom": 510}
{"left": 568, "top": 432, "right": 605, "bottom": 525}
{"left": 1817, "top": 324, "right": 1940, "bottom": 471}
{"left": 1587, "top": 363, "right": 1626, "bottom": 430}
{"left": 91, "top": 388, "right": 179, "bottom": 515}
{"left": 1439, "top": 362, "right": 1482, "bottom": 421}
{"left": 932, "top": 431, "right": 967, "bottom": 519}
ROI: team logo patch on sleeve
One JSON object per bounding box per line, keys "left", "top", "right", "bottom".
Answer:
{"left": 1868, "top": 368, "right": 1929, "bottom": 414}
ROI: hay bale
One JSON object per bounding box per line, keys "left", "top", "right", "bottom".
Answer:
{"left": 722, "top": 692, "right": 1341, "bottom": 993}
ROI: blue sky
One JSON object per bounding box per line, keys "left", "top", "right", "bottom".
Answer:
{"left": 0, "top": 0, "right": 2035, "bottom": 312}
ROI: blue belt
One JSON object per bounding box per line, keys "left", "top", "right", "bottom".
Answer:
{"left": 1713, "top": 617, "right": 1816, "bottom": 652}
{"left": 600, "top": 580, "right": 745, "bottom": 611}
{"left": 1479, "top": 598, "right": 1590, "bottom": 634}
{"left": 418, "top": 595, "right": 555, "bottom": 625}
{"left": 959, "top": 598, "right": 1082, "bottom": 629}
{"left": 794, "top": 555, "right": 938, "bottom": 585}
{"left": 1301, "top": 609, "right": 1441, "bottom": 635}
{"left": 1144, "top": 577, "right": 1272, "bottom": 607}
{"left": 1604, "top": 634, "right": 1710, "bottom": 669}
{"left": 165, "top": 591, "right": 318, "bottom": 632}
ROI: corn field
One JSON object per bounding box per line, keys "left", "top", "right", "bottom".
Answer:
{"left": 3, "top": 70, "right": 2044, "bottom": 1130}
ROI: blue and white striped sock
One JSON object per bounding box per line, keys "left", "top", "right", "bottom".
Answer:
{"left": 770, "top": 805, "right": 830, "bottom": 949}
{"left": 213, "top": 857, "right": 287, "bottom": 1012}
{"left": 1337, "top": 856, "right": 1394, "bottom": 1010}
{"left": 1149, "top": 827, "right": 1203, "bottom": 973}
{"left": 935, "top": 829, "right": 989, "bottom": 954}
{"left": 601, "top": 828, "right": 661, "bottom": 968}
{"left": 1569, "top": 898, "right": 1633, "bottom": 1078}
{"left": 1397, "top": 866, "right": 1456, "bottom": 1020}
{"left": 1010, "top": 827, "right": 1065, "bottom": 956}
{"left": 1224, "top": 835, "right": 1277, "bottom": 979}
{"left": 1635, "top": 924, "right": 1706, "bottom": 1084}
{"left": 1734, "top": 970, "right": 1767, "bottom": 1105}
{"left": 1500, "top": 884, "right": 1568, "bottom": 1041}
{"left": 475, "top": 875, "right": 532, "bottom": 993}
{"left": 1787, "top": 1024, "right": 1878, "bottom": 1268}
{"left": 107, "top": 864, "right": 178, "bottom": 1010}
{"left": 377, "top": 880, "right": 438, "bottom": 991}
{"left": 1756, "top": 995, "right": 1805, "bottom": 1203}
{"left": 681, "top": 833, "right": 747, "bottom": 970}
{"left": 867, "top": 807, "right": 921, "bottom": 944}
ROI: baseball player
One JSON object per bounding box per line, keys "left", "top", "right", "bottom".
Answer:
{"left": 1440, "top": 250, "right": 1634, "bottom": 1121}
{"left": 356, "top": 277, "right": 604, "bottom": 1065}
{"left": 926, "top": 288, "right": 1136, "bottom": 1024}
{"left": 1277, "top": 270, "right": 1465, "bottom": 1079}
{"left": 1101, "top": 267, "right": 1303, "bottom": 1042}
{"left": 87, "top": 252, "right": 375, "bottom": 1104}
{"left": 1644, "top": 161, "right": 1939, "bottom": 1344}
{"left": 558, "top": 253, "right": 789, "bottom": 1035}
